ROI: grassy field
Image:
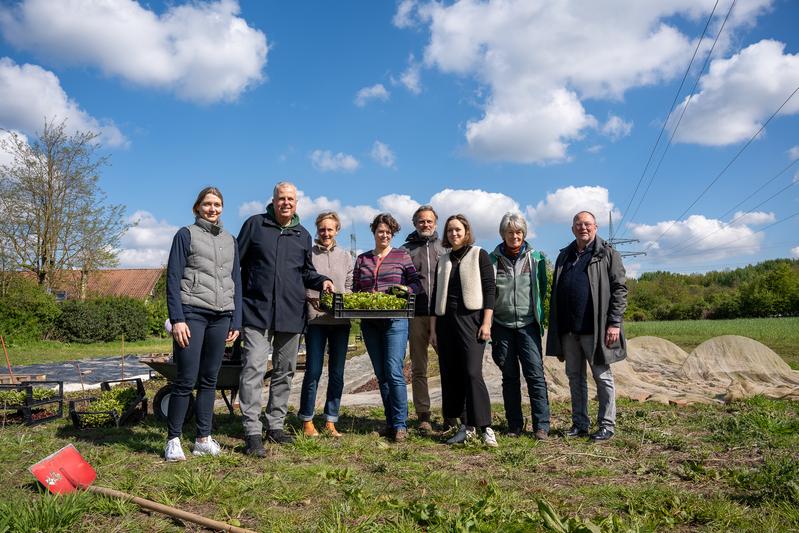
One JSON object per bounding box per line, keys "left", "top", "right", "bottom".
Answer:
{"left": 1, "top": 384, "right": 797, "bottom": 532}
{"left": 4, "top": 338, "right": 174, "bottom": 366}
{"left": 626, "top": 316, "right": 799, "bottom": 369}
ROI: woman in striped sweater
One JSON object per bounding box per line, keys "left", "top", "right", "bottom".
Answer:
{"left": 353, "top": 213, "right": 421, "bottom": 442}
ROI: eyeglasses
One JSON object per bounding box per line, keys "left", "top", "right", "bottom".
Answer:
{"left": 573, "top": 223, "right": 595, "bottom": 228}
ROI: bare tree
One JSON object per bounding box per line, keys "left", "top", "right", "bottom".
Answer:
{"left": 0, "top": 119, "right": 128, "bottom": 293}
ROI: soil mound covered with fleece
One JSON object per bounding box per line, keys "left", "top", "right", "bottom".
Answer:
{"left": 291, "top": 334, "right": 799, "bottom": 410}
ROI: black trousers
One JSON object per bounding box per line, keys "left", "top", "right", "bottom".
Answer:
{"left": 167, "top": 308, "right": 230, "bottom": 439}
{"left": 436, "top": 310, "right": 492, "bottom": 427}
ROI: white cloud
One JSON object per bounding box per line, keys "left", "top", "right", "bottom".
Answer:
{"left": 310, "top": 149, "right": 360, "bottom": 172}
{"left": 788, "top": 145, "right": 799, "bottom": 160}
{"left": 378, "top": 194, "right": 419, "bottom": 226}
{"left": 625, "top": 262, "right": 642, "bottom": 279}
{"left": 0, "top": 0, "right": 267, "bottom": 104}
{"left": 399, "top": 54, "right": 422, "bottom": 94}
{"left": 406, "top": 0, "right": 772, "bottom": 163}
{"left": 354, "top": 83, "right": 390, "bottom": 107}
{"left": 0, "top": 129, "right": 27, "bottom": 166}
{"left": 117, "top": 210, "right": 178, "bottom": 267}
{"left": 601, "top": 114, "right": 633, "bottom": 141}
{"left": 670, "top": 40, "right": 799, "bottom": 146}
{"left": 393, "top": 0, "right": 419, "bottom": 29}
{"left": 371, "top": 141, "right": 397, "bottom": 168}
{"left": 730, "top": 211, "right": 775, "bottom": 226}
{"left": 0, "top": 58, "right": 126, "bottom": 146}
{"left": 238, "top": 200, "right": 264, "bottom": 218}
{"left": 587, "top": 144, "right": 603, "bottom": 154}
{"left": 791, "top": 246, "right": 799, "bottom": 258}
{"left": 628, "top": 214, "right": 764, "bottom": 262}
{"left": 527, "top": 186, "right": 620, "bottom": 228}
{"left": 430, "top": 188, "right": 520, "bottom": 242}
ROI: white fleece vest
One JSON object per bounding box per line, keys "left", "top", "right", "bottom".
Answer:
{"left": 434, "top": 246, "right": 483, "bottom": 316}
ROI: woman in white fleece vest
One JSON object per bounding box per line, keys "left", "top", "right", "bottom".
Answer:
{"left": 430, "top": 214, "right": 498, "bottom": 447}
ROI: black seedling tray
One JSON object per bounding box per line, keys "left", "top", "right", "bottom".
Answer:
{"left": 0, "top": 381, "right": 64, "bottom": 426}
{"left": 332, "top": 292, "right": 416, "bottom": 319}
{"left": 69, "top": 378, "right": 147, "bottom": 429}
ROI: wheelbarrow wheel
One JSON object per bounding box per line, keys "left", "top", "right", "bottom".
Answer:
{"left": 153, "top": 384, "right": 194, "bottom": 423}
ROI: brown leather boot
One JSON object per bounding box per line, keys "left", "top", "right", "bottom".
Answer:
{"left": 324, "top": 421, "right": 343, "bottom": 438}
{"left": 417, "top": 412, "right": 433, "bottom": 435}
{"left": 302, "top": 421, "right": 320, "bottom": 438}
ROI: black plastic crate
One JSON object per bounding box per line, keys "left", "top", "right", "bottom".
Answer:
{"left": 0, "top": 381, "right": 64, "bottom": 426}
{"left": 69, "top": 378, "right": 147, "bottom": 429}
{"left": 331, "top": 292, "right": 415, "bottom": 319}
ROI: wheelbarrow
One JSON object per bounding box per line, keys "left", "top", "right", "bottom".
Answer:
{"left": 140, "top": 340, "right": 306, "bottom": 422}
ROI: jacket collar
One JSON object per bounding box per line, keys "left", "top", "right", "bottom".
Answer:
{"left": 194, "top": 216, "right": 222, "bottom": 236}
{"left": 404, "top": 230, "right": 440, "bottom": 244}
{"left": 265, "top": 203, "right": 300, "bottom": 228}
{"left": 560, "top": 236, "right": 607, "bottom": 259}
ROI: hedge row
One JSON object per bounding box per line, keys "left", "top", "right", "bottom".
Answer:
{"left": 0, "top": 276, "right": 169, "bottom": 343}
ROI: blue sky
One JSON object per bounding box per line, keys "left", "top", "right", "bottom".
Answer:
{"left": 1, "top": 0, "right": 798, "bottom": 277}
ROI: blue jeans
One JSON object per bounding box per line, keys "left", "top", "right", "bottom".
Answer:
{"left": 361, "top": 318, "right": 409, "bottom": 429}
{"left": 298, "top": 323, "right": 351, "bottom": 422}
{"left": 167, "top": 308, "right": 230, "bottom": 439}
{"left": 491, "top": 322, "right": 550, "bottom": 432}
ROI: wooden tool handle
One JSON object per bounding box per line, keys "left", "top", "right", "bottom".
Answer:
{"left": 87, "top": 484, "right": 257, "bottom": 533}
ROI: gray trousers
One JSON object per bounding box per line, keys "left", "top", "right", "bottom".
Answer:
{"left": 408, "top": 316, "right": 432, "bottom": 415}
{"left": 561, "top": 332, "right": 616, "bottom": 432}
{"left": 239, "top": 327, "right": 301, "bottom": 435}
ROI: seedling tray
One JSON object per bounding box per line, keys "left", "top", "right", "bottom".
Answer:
{"left": 0, "top": 381, "right": 64, "bottom": 426}
{"left": 331, "top": 292, "right": 415, "bottom": 319}
{"left": 69, "top": 378, "right": 147, "bottom": 429}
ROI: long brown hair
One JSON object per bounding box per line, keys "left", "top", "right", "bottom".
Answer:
{"left": 441, "top": 214, "right": 475, "bottom": 248}
{"left": 192, "top": 186, "right": 224, "bottom": 216}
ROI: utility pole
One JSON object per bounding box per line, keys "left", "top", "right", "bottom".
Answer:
{"left": 608, "top": 213, "right": 646, "bottom": 258}
{"left": 349, "top": 225, "right": 357, "bottom": 260}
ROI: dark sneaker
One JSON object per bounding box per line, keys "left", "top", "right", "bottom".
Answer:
{"left": 244, "top": 435, "right": 266, "bottom": 457}
{"left": 533, "top": 429, "right": 549, "bottom": 441}
{"left": 266, "top": 429, "right": 295, "bottom": 445}
{"left": 589, "top": 428, "right": 614, "bottom": 442}
{"left": 566, "top": 426, "right": 589, "bottom": 438}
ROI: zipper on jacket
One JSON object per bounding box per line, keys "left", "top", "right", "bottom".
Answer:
{"left": 425, "top": 241, "right": 432, "bottom": 314}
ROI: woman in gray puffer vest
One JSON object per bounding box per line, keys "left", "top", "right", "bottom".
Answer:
{"left": 164, "top": 186, "right": 242, "bottom": 461}
{"left": 298, "top": 211, "right": 354, "bottom": 438}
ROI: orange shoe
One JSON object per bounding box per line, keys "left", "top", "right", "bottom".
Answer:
{"left": 324, "top": 421, "right": 342, "bottom": 438}
{"left": 303, "top": 421, "right": 320, "bottom": 438}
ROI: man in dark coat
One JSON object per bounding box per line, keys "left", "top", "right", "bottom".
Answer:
{"left": 401, "top": 205, "right": 446, "bottom": 434}
{"left": 238, "top": 181, "right": 333, "bottom": 455}
{"left": 546, "top": 211, "right": 627, "bottom": 442}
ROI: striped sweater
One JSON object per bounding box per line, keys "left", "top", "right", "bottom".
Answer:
{"left": 353, "top": 248, "right": 422, "bottom": 294}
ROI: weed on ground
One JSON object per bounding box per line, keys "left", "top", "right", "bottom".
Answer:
{"left": 0, "top": 394, "right": 797, "bottom": 532}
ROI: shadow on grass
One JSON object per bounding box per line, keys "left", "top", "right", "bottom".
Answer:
{"left": 56, "top": 416, "right": 166, "bottom": 455}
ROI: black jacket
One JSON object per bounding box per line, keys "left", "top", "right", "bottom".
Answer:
{"left": 237, "top": 209, "right": 329, "bottom": 333}
{"left": 401, "top": 230, "right": 446, "bottom": 315}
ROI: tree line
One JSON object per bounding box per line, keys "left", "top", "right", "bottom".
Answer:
{"left": 625, "top": 259, "right": 799, "bottom": 321}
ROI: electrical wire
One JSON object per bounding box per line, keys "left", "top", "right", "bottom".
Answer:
{"left": 641, "top": 83, "right": 799, "bottom": 253}
{"left": 613, "top": 0, "right": 720, "bottom": 239}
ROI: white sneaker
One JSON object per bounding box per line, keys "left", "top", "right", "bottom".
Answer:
{"left": 193, "top": 437, "right": 222, "bottom": 456}
{"left": 482, "top": 427, "right": 498, "bottom": 447}
{"left": 446, "top": 425, "right": 476, "bottom": 444}
{"left": 164, "top": 437, "right": 186, "bottom": 461}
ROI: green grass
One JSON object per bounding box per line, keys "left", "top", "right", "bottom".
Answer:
{"left": 1, "top": 389, "right": 797, "bottom": 532}
{"left": 3, "top": 338, "right": 173, "bottom": 366}
{"left": 626, "top": 316, "right": 799, "bottom": 369}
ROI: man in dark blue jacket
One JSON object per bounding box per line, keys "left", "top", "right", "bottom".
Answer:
{"left": 238, "top": 181, "right": 333, "bottom": 455}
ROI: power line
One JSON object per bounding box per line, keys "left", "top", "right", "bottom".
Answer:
{"left": 664, "top": 179, "right": 798, "bottom": 255}
{"left": 620, "top": 0, "right": 735, "bottom": 238}
{"left": 614, "top": 0, "right": 720, "bottom": 239}
{"left": 641, "top": 82, "right": 799, "bottom": 253}
{"left": 715, "top": 157, "right": 799, "bottom": 221}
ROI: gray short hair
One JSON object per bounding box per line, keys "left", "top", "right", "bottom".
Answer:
{"left": 499, "top": 212, "right": 528, "bottom": 238}
{"left": 572, "top": 211, "right": 597, "bottom": 224}
{"left": 273, "top": 181, "right": 297, "bottom": 199}
{"left": 412, "top": 205, "right": 438, "bottom": 224}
